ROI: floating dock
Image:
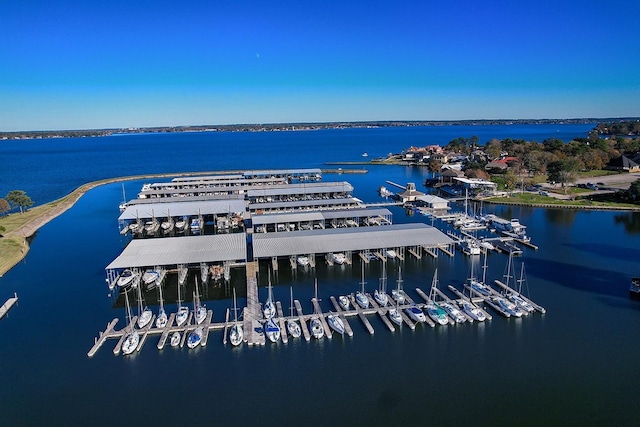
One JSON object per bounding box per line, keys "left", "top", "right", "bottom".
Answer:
{"left": 0, "top": 293, "right": 18, "bottom": 321}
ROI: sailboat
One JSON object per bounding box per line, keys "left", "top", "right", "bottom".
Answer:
{"left": 355, "top": 262, "right": 369, "bottom": 309}
{"left": 160, "top": 209, "right": 174, "bottom": 234}
{"left": 136, "top": 281, "right": 153, "bottom": 329}
{"left": 170, "top": 331, "right": 181, "bottom": 347}
{"left": 229, "top": 288, "right": 244, "bottom": 346}
{"left": 505, "top": 259, "right": 534, "bottom": 313}
{"left": 193, "top": 283, "right": 207, "bottom": 325}
{"left": 374, "top": 262, "right": 389, "bottom": 307}
{"left": 426, "top": 269, "right": 449, "bottom": 326}
{"left": 262, "top": 273, "right": 276, "bottom": 319}
{"left": 286, "top": 287, "right": 301, "bottom": 339}
{"left": 175, "top": 279, "right": 189, "bottom": 327}
{"left": 338, "top": 294, "right": 350, "bottom": 311}
{"left": 467, "top": 253, "right": 493, "bottom": 297}
{"left": 460, "top": 300, "right": 486, "bottom": 321}
{"left": 118, "top": 183, "right": 128, "bottom": 212}
{"left": 187, "top": 324, "right": 204, "bottom": 349}
{"left": 309, "top": 278, "right": 324, "bottom": 339}
{"left": 391, "top": 266, "right": 405, "bottom": 303}
{"left": 264, "top": 317, "right": 281, "bottom": 343}
{"left": 327, "top": 312, "right": 345, "bottom": 335}
{"left": 121, "top": 290, "right": 139, "bottom": 356}
{"left": 155, "top": 283, "right": 168, "bottom": 328}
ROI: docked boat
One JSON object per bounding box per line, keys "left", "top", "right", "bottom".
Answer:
{"left": 327, "top": 312, "right": 345, "bottom": 335}
{"left": 385, "top": 249, "right": 397, "bottom": 259}
{"left": 121, "top": 291, "right": 139, "bottom": 356}
{"left": 388, "top": 304, "right": 403, "bottom": 326}
{"left": 229, "top": 288, "right": 243, "bottom": 346}
{"left": 296, "top": 256, "right": 310, "bottom": 267}
{"left": 160, "top": 214, "right": 174, "bottom": 234}
{"left": 404, "top": 304, "right": 426, "bottom": 323}
{"left": 190, "top": 218, "right": 201, "bottom": 235}
{"left": 441, "top": 302, "right": 466, "bottom": 323}
{"left": 332, "top": 253, "right": 346, "bottom": 265}
{"left": 263, "top": 275, "right": 276, "bottom": 319}
{"left": 210, "top": 264, "right": 224, "bottom": 282}
{"left": 264, "top": 318, "right": 281, "bottom": 343}
{"left": 187, "top": 326, "right": 204, "bottom": 349}
{"left": 495, "top": 296, "right": 523, "bottom": 317}
{"left": 155, "top": 284, "right": 168, "bottom": 329}
{"left": 175, "top": 281, "right": 189, "bottom": 327}
{"left": 391, "top": 266, "right": 405, "bottom": 303}
{"left": 142, "top": 269, "right": 160, "bottom": 290}
{"left": 136, "top": 280, "right": 153, "bottom": 329}
{"left": 144, "top": 218, "right": 160, "bottom": 235}
{"left": 310, "top": 316, "right": 324, "bottom": 339}
{"left": 287, "top": 288, "right": 301, "bottom": 339}
{"left": 170, "top": 331, "right": 181, "bottom": 347}
{"left": 338, "top": 295, "right": 350, "bottom": 311}
{"left": 193, "top": 287, "right": 207, "bottom": 325}
{"left": 355, "top": 263, "right": 369, "bottom": 309}
{"left": 630, "top": 277, "right": 640, "bottom": 299}
{"left": 374, "top": 262, "right": 389, "bottom": 307}
{"left": 459, "top": 238, "right": 481, "bottom": 255}
{"left": 426, "top": 269, "right": 449, "bottom": 325}
{"left": 460, "top": 300, "right": 486, "bottom": 321}
{"left": 116, "top": 269, "right": 136, "bottom": 288}
{"left": 508, "top": 261, "right": 535, "bottom": 313}
{"left": 175, "top": 217, "right": 188, "bottom": 233}
{"left": 469, "top": 279, "right": 492, "bottom": 297}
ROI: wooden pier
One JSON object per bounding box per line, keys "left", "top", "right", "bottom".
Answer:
{"left": 0, "top": 293, "right": 18, "bottom": 321}
{"left": 294, "top": 300, "right": 311, "bottom": 341}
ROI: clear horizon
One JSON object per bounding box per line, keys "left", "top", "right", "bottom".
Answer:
{"left": 2, "top": 0, "right": 639, "bottom": 132}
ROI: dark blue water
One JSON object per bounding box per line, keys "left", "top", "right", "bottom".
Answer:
{"left": 2, "top": 124, "right": 640, "bottom": 425}
{"left": 1, "top": 123, "right": 592, "bottom": 206}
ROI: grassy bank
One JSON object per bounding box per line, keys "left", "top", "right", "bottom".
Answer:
{"left": 483, "top": 193, "right": 640, "bottom": 210}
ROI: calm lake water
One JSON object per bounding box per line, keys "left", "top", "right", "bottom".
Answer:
{"left": 1, "top": 124, "right": 640, "bottom": 426}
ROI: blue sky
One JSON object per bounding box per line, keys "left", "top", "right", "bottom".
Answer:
{"left": 1, "top": 0, "right": 638, "bottom": 131}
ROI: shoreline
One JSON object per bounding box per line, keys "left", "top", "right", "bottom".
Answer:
{"left": 1, "top": 169, "right": 638, "bottom": 277}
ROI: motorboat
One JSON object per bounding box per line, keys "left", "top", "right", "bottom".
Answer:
{"left": 175, "top": 217, "right": 188, "bottom": 233}
{"left": 144, "top": 218, "right": 160, "bottom": 235}
{"left": 630, "top": 277, "right": 640, "bottom": 299}
{"left": 327, "top": 313, "right": 345, "bottom": 335}
{"left": 310, "top": 316, "right": 324, "bottom": 339}
{"left": 265, "top": 318, "right": 281, "bottom": 343}
{"left": 479, "top": 240, "right": 495, "bottom": 251}
{"left": 142, "top": 269, "right": 160, "bottom": 289}
{"left": 287, "top": 286, "right": 301, "bottom": 339}
{"left": 441, "top": 302, "right": 466, "bottom": 323}
{"left": 116, "top": 269, "right": 136, "bottom": 288}
{"left": 187, "top": 326, "right": 204, "bottom": 349}
{"left": 385, "top": 249, "right": 397, "bottom": 259}
{"left": 229, "top": 288, "right": 243, "bottom": 346}
{"left": 210, "top": 265, "right": 224, "bottom": 282}
{"left": 296, "top": 256, "right": 310, "bottom": 267}
{"left": 404, "top": 304, "right": 426, "bottom": 323}
{"left": 170, "top": 331, "right": 181, "bottom": 347}
{"left": 338, "top": 295, "right": 350, "bottom": 311}
{"left": 388, "top": 305, "right": 403, "bottom": 326}
{"left": 460, "top": 300, "right": 486, "bottom": 321}
{"left": 355, "top": 263, "right": 369, "bottom": 309}
{"left": 121, "top": 291, "right": 139, "bottom": 356}
{"left": 426, "top": 303, "right": 449, "bottom": 325}
{"left": 190, "top": 218, "right": 201, "bottom": 235}
{"left": 160, "top": 214, "right": 174, "bottom": 234}
{"left": 332, "top": 253, "right": 346, "bottom": 265}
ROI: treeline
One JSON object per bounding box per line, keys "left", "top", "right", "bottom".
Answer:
{"left": 596, "top": 121, "right": 640, "bottom": 136}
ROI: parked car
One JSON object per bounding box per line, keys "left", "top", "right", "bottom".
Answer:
{"left": 539, "top": 191, "right": 549, "bottom": 196}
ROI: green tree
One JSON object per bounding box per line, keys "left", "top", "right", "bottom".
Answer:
{"left": 5, "top": 190, "right": 33, "bottom": 213}
{"left": 547, "top": 159, "right": 580, "bottom": 192}
{"left": 629, "top": 179, "right": 640, "bottom": 201}
{"left": 426, "top": 158, "right": 442, "bottom": 173}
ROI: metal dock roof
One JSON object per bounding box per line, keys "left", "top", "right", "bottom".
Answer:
{"left": 250, "top": 197, "right": 363, "bottom": 211}
{"left": 251, "top": 208, "right": 392, "bottom": 225}
{"left": 252, "top": 223, "right": 453, "bottom": 258}
{"left": 105, "top": 233, "right": 246, "bottom": 270}
{"left": 119, "top": 199, "right": 247, "bottom": 221}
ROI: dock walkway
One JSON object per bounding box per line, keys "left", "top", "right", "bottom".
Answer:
{"left": 0, "top": 293, "right": 18, "bottom": 321}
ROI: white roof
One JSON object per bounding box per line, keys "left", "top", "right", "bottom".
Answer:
{"left": 119, "top": 199, "right": 246, "bottom": 221}
{"left": 106, "top": 234, "right": 246, "bottom": 270}
{"left": 252, "top": 223, "right": 453, "bottom": 257}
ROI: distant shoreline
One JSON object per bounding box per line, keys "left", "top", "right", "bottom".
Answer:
{"left": 2, "top": 117, "right": 636, "bottom": 141}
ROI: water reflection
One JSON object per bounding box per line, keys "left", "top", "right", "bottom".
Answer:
{"left": 613, "top": 212, "right": 640, "bottom": 234}
{"left": 545, "top": 208, "right": 578, "bottom": 226}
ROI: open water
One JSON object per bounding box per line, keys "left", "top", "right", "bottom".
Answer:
{"left": 1, "top": 124, "right": 640, "bottom": 426}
